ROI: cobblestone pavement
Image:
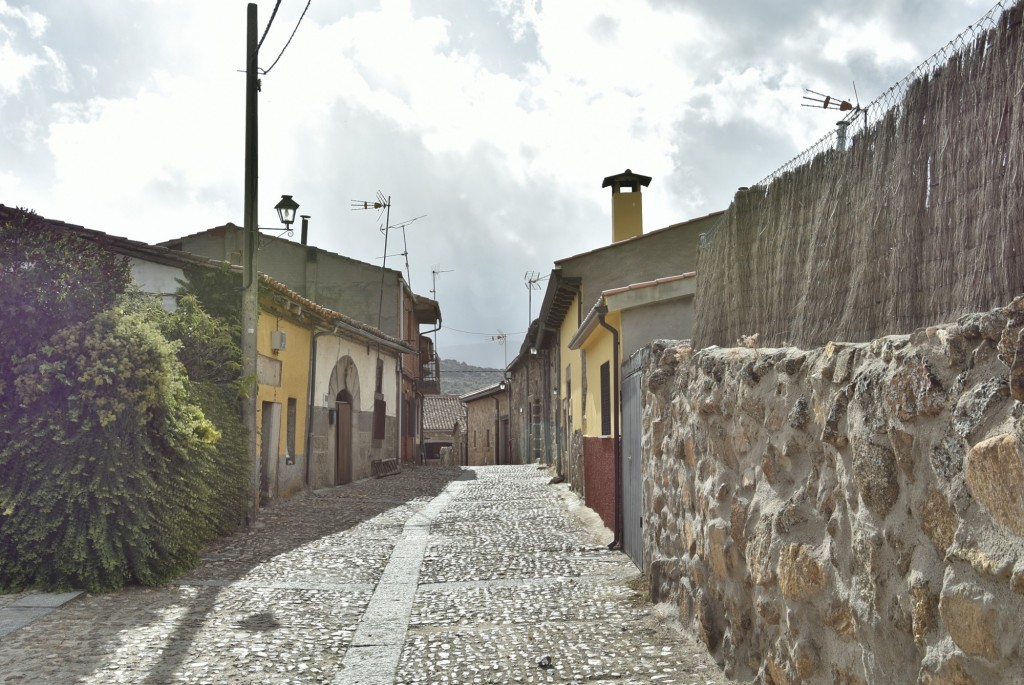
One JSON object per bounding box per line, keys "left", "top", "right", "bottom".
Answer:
{"left": 0, "top": 465, "right": 734, "bottom": 685}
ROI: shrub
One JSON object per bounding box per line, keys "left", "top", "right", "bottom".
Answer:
{"left": 0, "top": 208, "right": 130, "bottom": 398}
{"left": 0, "top": 308, "right": 224, "bottom": 592}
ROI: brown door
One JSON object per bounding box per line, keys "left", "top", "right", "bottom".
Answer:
{"left": 335, "top": 396, "right": 353, "bottom": 485}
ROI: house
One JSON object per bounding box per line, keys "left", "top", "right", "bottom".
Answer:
{"left": 256, "top": 275, "right": 412, "bottom": 495}
{"left": 460, "top": 383, "right": 510, "bottom": 466}
{"left": 506, "top": 320, "right": 550, "bottom": 467}
{"left": 528, "top": 171, "right": 723, "bottom": 536}
{"left": 421, "top": 394, "right": 467, "bottom": 463}
{"left": 160, "top": 223, "right": 441, "bottom": 465}
{"left": 0, "top": 205, "right": 412, "bottom": 504}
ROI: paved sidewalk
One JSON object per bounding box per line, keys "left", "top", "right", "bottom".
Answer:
{"left": 0, "top": 465, "right": 732, "bottom": 684}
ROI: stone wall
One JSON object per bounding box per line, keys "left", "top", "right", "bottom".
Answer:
{"left": 642, "top": 297, "right": 1024, "bottom": 684}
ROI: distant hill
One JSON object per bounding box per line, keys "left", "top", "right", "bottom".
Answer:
{"left": 439, "top": 358, "right": 504, "bottom": 396}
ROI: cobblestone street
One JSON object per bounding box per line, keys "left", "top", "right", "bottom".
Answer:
{"left": 0, "top": 465, "right": 731, "bottom": 685}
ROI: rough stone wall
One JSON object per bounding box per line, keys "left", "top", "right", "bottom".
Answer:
{"left": 568, "top": 429, "right": 585, "bottom": 497}
{"left": 642, "top": 297, "right": 1024, "bottom": 684}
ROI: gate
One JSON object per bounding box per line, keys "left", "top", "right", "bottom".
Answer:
{"left": 621, "top": 346, "right": 649, "bottom": 569}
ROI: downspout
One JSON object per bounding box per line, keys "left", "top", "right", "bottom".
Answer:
{"left": 493, "top": 394, "right": 501, "bottom": 465}
{"left": 596, "top": 306, "right": 622, "bottom": 550}
{"left": 304, "top": 331, "right": 328, "bottom": 489}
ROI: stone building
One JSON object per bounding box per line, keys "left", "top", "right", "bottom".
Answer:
{"left": 422, "top": 394, "right": 467, "bottom": 462}
{"left": 461, "top": 383, "right": 510, "bottom": 466}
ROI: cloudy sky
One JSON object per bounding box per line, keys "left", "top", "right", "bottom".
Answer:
{"left": 0, "top": 0, "right": 1000, "bottom": 367}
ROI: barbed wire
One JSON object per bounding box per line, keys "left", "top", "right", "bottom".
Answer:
{"left": 755, "top": 0, "right": 1009, "bottom": 189}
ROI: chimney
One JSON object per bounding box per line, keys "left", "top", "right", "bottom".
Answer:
{"left": 602, "top": 169, "right": 651, "bottom": 243}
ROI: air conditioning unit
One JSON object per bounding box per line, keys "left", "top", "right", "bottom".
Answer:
{"left": 270, "top": 330, "right": 287, "bottom": 352}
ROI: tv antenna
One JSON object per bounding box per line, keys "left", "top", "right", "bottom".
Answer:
{"left": 489, "top": 330, "right": 509, "bottom": 370}
{"left": 524, "top": 270, "right": 548, "bottom": 326}
{"left": 432, "top": 265, "right": 453, "bottom": 301}
{"left": 802, "top": 82, "right": 866, "bottom": 149}
{"left": 352, "top": 192, "right": 425, "bottom": 319}
{"left": 430, "top": 265, "right": 452, "bottom": 350}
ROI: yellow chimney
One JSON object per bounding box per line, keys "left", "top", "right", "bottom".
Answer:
{"left": 602, "top": 169, "right": 651, "bottom": 243}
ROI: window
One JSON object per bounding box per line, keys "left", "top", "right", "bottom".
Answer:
{"left": 600, "top": 362, "right": 611, "bottom": 436}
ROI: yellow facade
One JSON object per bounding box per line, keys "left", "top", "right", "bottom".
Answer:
{"left": 579, "top": 309, "right": 620, "bottom": 437}
{"left": 255, "top": 309, "right": 312, "bottom": 500}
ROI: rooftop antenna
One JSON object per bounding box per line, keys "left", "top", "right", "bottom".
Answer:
{"left": 352, "top": 193, "right": 426, "bottom": 322}
{"left": 431, "top": 265, "right": 452, "bottom": 350}
{"left": 489, "top": 330, "right": 508, "bottom": 370}
{"left": 802, "top": 81, "right": 866, "bottom": 150}
{"left": 524, "top": 270, "right": 548, "bottom": 327}
{"left": 352, "top": 191, "right": 392, "bottom": 333}
{"left": 432, "top": 265, "right": 453, "bottom": 301}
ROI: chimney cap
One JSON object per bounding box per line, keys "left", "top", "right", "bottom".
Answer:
{"left": 602, "top": 169, "right": 652, "bottom": 190}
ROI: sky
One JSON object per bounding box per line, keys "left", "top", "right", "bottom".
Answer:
{"left": 0, "top": 0, "right": 1001, "bottom": 368}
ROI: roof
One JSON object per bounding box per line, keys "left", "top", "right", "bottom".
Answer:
{"left": 459, "top": 382, "right": 507, "bottom": 403}
{"left": 422, "top": 395, "right": 467, "bottom": 432}
{"left": 259, "top": 275, "right": 413, "bottom": 353}
{"left": 159, "top": 223, "right": 405, "bottom": 279}
{"left": 413, "top": 294, "right": 442, "bottom": 326}
{"left": 534, "top": 268, "right": 582, "bottom": 350}
{"left": 568, "top": 273, "right": 698, "bottom": 351}
{"left": 554, "top": 210, "right": 725, "bottom": 267}
{"left": 0, "top": 205, "right": 413, "bottom": 355}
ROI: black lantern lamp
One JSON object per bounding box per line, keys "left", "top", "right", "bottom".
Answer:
{"left": 262, "top": 194, "right": 300, "bottom": 238}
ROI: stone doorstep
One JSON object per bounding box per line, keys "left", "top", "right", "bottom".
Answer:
{"left": 0, "top": 591, "right": 85, "bottom": 638}
{"left": 8, "top": 590, "right": 84, "bottom": 609}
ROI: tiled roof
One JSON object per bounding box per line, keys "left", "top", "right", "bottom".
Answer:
{"left": 422, "top": 394, "right": 467, "bottom": 432}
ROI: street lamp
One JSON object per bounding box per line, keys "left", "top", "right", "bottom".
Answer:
{"left": 274, "top": 194, "right": 299, "bottom": 228}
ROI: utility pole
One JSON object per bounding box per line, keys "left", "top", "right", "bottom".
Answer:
{"left": 242, "top": 3, "right": 260, "bottom": 526}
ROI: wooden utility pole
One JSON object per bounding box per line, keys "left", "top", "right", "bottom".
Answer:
{"left": 242, "top": 3, "right": 260, "bottom": 525}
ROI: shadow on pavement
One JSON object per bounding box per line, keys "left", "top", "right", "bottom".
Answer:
{"left": 0, "top": 464, "right": 466, "bottom": 684}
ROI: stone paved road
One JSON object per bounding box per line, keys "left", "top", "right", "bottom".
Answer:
{"left": 0, "top": 465, "right": 733, "bottom": 685}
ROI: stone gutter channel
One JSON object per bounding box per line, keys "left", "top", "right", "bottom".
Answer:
{"left": 333, "top": 471, "right": 470, "bottom": 685}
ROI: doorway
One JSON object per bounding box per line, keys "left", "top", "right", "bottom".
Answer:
{"left": 260, "top": 401, "right": 281, "bottom": 503}
{"left": 335, "top": 390, "right": 353, "bottom": 485}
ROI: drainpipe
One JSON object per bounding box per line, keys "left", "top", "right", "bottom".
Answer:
{"left": 304, "top": 331, "right": 329, "bottom": 489}
{"left": 493, "top": 394, "right": 501, "bottom": 465}
{"left": 596, "top": 306, "right": 622, "bottom": 550}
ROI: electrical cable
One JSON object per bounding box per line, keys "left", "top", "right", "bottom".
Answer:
{"left": 263, "top": 0, "right": 313, "bottom": 75}
{"left": 257, "top": 0, "right": 283, "bottom": 50}
{"left": 442, "top": 325, "right": 528, "bottom": 336}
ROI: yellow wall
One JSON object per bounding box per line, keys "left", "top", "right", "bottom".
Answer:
{"left": 579, "top": 309, "right": 620, "bottom": 437}
{"left": 559, "top": 294, "right": 583, "bottom": 435}
{"left": 256, "top": 312, "right": 311, "bottom": 461}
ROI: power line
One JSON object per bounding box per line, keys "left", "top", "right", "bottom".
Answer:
{"left": 263, "top": 0, "right": 312, "bottom": 75}
{"left": 257, "top": 0, "right": 283, "bottom": 50}
{"left": 442, "top": 324, "right": 528, "bottom": 336}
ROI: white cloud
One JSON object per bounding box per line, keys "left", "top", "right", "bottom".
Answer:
{"left": 0, "top": 40, "right": 44, "bottom": 95}
{"left": 818, "top": 16, "right": 916, "bottom": 66}
{"left": 0, "top": 0, "right": 47, "bottom": 38}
